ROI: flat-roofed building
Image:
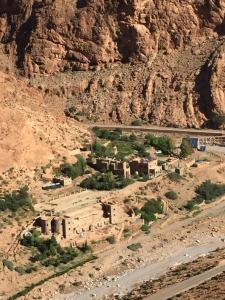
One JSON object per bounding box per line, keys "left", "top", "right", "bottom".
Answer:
{"left": 129, "top": 158, "right": 160, "bottom": 177}
{"left": 96, "top": 158, "right": 131, "bottom": 179}
{"left": 34, "top": 190, "right": 129, "bottom": 244}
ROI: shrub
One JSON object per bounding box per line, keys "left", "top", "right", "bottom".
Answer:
{"left": 127, "top": 243, "right": 142, "bottom": 251}
{"left": 184, "top": 180, "right": 225, "bottom": 210}
{"left": 168, "top": 172, "right": 182, "bottom": 182}
{"left": 15, "top": 266, "right": 25, "bottom": 274}
{"left": 141, "top": 224, "right": 150, "bottom": 233}
{"left": 165, "top": 191, "right": 178, "bottom": 200}
{"left": 106, "top": 235, "right": 116, "bottom": 244}
{"left": 136, "top": 198, "right": 164, "bottom": 224}
{"left": 131, "top": 119, "right": 142, "bottom": 126}
{"left": 180, "top": 138, "right": 194, "bottom": 158}
{"left": 3, "top": 259, "right": 14, "bottom": 271}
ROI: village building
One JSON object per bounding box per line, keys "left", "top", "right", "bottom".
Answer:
{"left": 95, "top": 158, "right": 131, "bottom": 179}
{"left": 34, "top": 191, "right": 135, "bottom": 246}
{"left": 162, "top": 157, "right": 179, "bottom": 172}
{"left": 53, "top": 176, "right": 73, "bottom": 187}
{"left": 129, "top": 158, "right": 161, "bottom": 177}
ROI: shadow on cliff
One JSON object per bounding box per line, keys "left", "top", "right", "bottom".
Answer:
{"left": 194, "top": 60, "right": 213, "bottom": 124}
{"left": 15, "top": 6, "right": 37, "bottom": 70}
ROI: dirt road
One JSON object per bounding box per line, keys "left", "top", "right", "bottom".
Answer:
{"left": 89, "top": 123, "right": 224, "bottom": 137}
{"left": 145, "top": 261, "right": 225, "bottom": 300}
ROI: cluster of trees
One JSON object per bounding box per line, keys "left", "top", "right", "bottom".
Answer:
{"left": 144, "top": 135, "right": 176, "bottom": 154}
{"left": 185, "top": 180, "right": 225, "bottom": 211}
{"left": 21, "top": 230, "right": 81, "bottom": 268}
{"left": 93, "top": 127, "right": 124, "bottom": 140}
{"left": 135, "top": 198, "right": 164, "bottom": 223}
{"left": 80, "top": 172, "right": 134, "bottom": 190}
{"left": 59, "top": 155, "right": 87, "bottom": 179}
{"left": 92, "top": 128, "right": 149, "bottom": 160}
{"left": 0, "top": 186, "right": 33, "bottom": 212}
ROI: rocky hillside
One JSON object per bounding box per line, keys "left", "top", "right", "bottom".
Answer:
{"left": 0, "top": 0, "right": 225, "bottom": 127}
{"left": 0, "top": 70, "right": 90, "bottom": 173}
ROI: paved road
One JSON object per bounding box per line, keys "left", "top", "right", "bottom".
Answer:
{"left": 56, "top": 240, "right": 225, "bottom": 300}
{"left": 89, "top": 123, "right": 225, "bottom": 137}
{"left": 145, "top": 261, "right": 225, "bottom": 300}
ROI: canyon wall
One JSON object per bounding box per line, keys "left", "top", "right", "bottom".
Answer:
{"left": 0, "top": 0, "right": 225, "bottom": 127}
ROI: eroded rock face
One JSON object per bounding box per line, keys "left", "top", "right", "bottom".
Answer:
{"left": 0, "top": 0, "right": 225, "bottom": 127}
{"left": 0, "top": 0, "right": 224, "bottom": 74}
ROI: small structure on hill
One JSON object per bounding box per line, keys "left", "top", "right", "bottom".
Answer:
{"left": 53, "top": 176, "right": 72, "bottom": 187}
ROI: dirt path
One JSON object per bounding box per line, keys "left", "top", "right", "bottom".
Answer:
{"left": 144, "top": 260, "right": 225, "bottom": 300}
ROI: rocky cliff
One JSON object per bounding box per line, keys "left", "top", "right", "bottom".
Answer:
{"left": 0, "top": 0, "right": 225, "bottom": 127}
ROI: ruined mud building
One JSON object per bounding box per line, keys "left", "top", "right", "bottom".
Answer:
{"left": 34, "top": 191, "right": 134, "bottom": 245}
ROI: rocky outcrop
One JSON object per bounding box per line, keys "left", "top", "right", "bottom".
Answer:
{"left": 0, "top": 0, "right": 224, "bottom": 75}
{"left": 0, "top": 0, "right": 225, "bottom": 127}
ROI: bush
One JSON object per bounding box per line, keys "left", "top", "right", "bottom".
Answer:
{"left": 106, "top": 235, "right": 116, "bottom": 244}
{"left": 136, "top": 198, "right": 164, "bottom": 224}
{"left": 141, "top": 224, "right": 150, "bottom": 233}
{"left": 180, "top": 138, "right": 194, "bottom": 158}
{"left": 15, "top": 266, "right": 26, "bottom": 274}
{"left": 196, "top": 180, "right": 225, "bottom": 203}
{"left": 127, "top": 243, "right": 142, "bottom": 251}
{"left": 184, "top": 180, "right": 225, "bottom": 210}
{"left": 131, "top": 120, "right": 142, "bottom": 126}
{"left": 168, "top": 172, "right": 182, "bottom": 182}
{"left": 165, "top": 191, "right": 178, "bottom": 200}
{"left": 3, "top": 259, "right": 14, "bottom": 271}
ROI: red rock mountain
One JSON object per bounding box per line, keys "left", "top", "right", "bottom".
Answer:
{"left": 0, "top": 0, "right": 225, "bottom": 127}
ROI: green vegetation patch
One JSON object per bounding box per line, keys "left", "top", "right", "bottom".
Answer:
{"left": 80, "top": 172, "right": 134, "bottom": 190}
{"left": 127, "top": 243, "right": 142, "bottom": 251}
{"left": 144, "top": 134, "right": 176, "bottom": 155}
{"left": 165, "top": 191, "right": 178, "bottom": 200}
{"left": 167, "top": 172, "right": 183, "bottom": 182}
{"left": 9, "top": 254, "right": 96, "bottom": 300}
{"left": 92, "top": 128, "right": 149, "bottom": 160}
{"left": 0, "top": 186, "right": 33, "bottom": 212}
{"left": 20, "top": 230, "right": 89, "bottom": 268}
{"left": 184, "top": 180, "right": 225, "bottom": 211}
{"left": 58, "top": 154, "right": 87, "bottom": 179}
{"left": 135, "top": 198, "right": 164, "bottom": 224}
{"left": 180, "top": 138, "right": 194, "bottom": 158}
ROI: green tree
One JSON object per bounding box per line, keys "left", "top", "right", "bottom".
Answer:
{"left": 180, "top": 138, "right": 194, "bottom": 158}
